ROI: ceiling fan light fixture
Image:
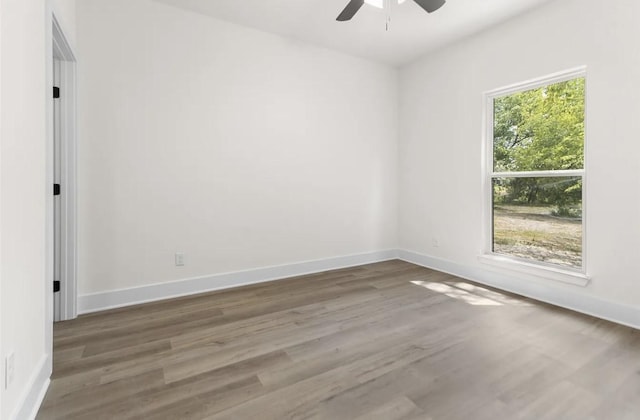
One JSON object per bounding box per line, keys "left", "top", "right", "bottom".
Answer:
{"left": 364, "top": 0, "right": 407, "bottom": 9}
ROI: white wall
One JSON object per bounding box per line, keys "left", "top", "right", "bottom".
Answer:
{"left": 400, "top": 0, "right": 640, "bottom": 317}
{"left": 52, "top": 0, "right": 76, "bottom": 51}
{"left": 1, "top": 0, "right": 51, "bottom": 418}
{"left": 1, "top": 0, "right": 3, "bottom": 414}
{"left": 76, "top": 0, "right": 398, "bottom": 298}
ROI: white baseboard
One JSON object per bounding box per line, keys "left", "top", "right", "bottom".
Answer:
{"left": 78, "top": 250, "right": 399, "bottom": 314}
{"left": 398, "top": 249, "right": 640, "bottom": 331}
{"left": 11, "top": 354, "right": 51, "bottom": 420}
{"left": 77, "top": 248, "right": 639, "bottom": 331}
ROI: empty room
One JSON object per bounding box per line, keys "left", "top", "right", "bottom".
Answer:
{"left": 1, "top": 0, "right": 640, "bottom": 419}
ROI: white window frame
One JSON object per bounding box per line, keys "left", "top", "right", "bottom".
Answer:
{"left": 480, "top": 67, "right": 589, "bottom": 287}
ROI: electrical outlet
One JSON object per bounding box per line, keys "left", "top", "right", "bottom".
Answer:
{"left": 5, "top": 353, "right": 14, "bottom": 389}
{"left": 175, "top": 252, "right": 185, "bottom": 267}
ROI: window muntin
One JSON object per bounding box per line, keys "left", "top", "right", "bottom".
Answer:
{"left": 487, "top": 72, "right": 585, "bottom": 271}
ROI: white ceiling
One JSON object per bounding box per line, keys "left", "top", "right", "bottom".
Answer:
{"left": 154, "top": 0, "right": 556, "bottom": 67}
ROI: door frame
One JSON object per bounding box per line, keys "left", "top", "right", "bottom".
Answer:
{"left": 51, "top": 14, "right": 78, "bottom": 321}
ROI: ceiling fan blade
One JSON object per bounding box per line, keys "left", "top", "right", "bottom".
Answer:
{"left": 337, "top": 0, "right": 365, "bottom": 21}
{"left": 413, "top": 0, "right": 446, "bottom": 13}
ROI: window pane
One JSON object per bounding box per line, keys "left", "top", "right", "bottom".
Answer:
{"left": 492, "top": 177, "right": 582, "bottom": 269}
{"left": 493, "top": 78, "right": 585, "bottom": 172}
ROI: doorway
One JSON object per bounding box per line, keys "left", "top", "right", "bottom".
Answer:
{"left": 52, "top": 17, "right": 77, "bottom": 322}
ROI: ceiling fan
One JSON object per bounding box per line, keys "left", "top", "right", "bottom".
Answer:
{"left": 337, "top": 0, "right": 446, "bottom": 21}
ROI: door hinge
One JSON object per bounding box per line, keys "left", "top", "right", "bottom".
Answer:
{"left": 54, "top": 184, "right": 61, "bottom": 196}
{"left": 53, "top": 86, "right": 60, "bottom": 99}
{"left": 54, "top": 281, "right": 61, "bottom": 293}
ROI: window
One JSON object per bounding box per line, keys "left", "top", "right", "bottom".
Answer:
{"left": 484, "top": 69, "right": 586, "bottom": 274}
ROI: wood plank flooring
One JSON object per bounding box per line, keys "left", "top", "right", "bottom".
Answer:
{"left": 37, "top": 261, "right": 640, "bottom": 420}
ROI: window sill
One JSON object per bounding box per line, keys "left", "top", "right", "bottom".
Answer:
{"left": 478, "top": 254, "right": 590, "bottom": 287}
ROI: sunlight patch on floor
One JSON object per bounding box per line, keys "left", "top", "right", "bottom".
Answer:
{"left": 411, "top": 280, "right": 531, "bottom": 307}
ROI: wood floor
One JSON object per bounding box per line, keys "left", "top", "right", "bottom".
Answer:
{"left": 38, "top": 261, "right": 640, "bottom": 420}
